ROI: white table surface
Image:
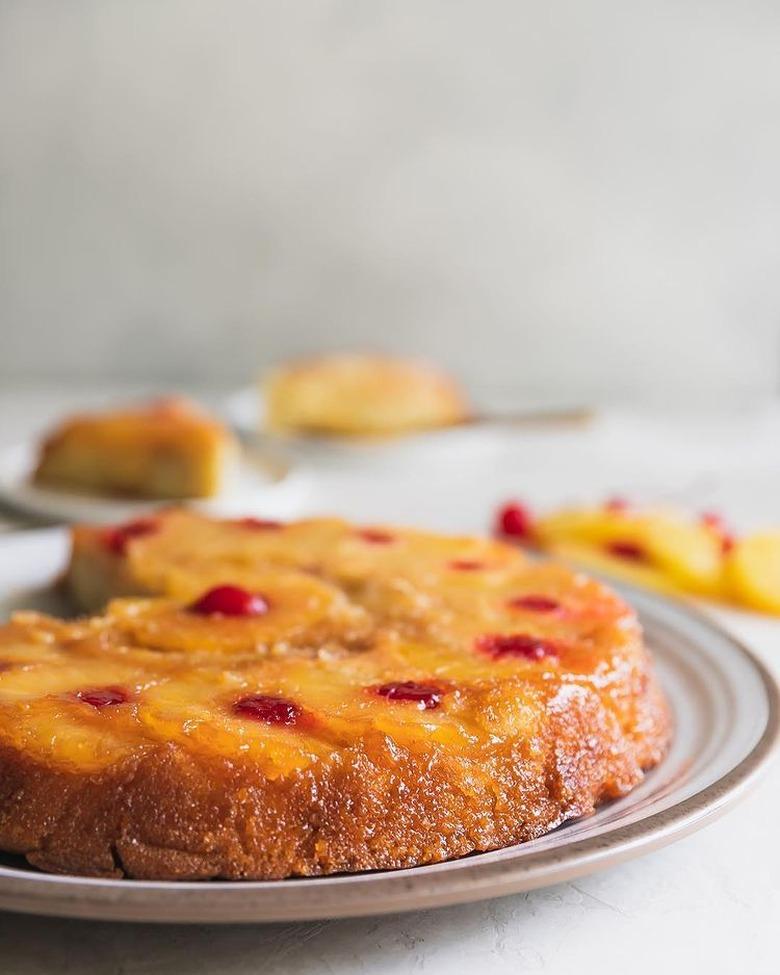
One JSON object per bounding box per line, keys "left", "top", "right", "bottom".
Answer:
{"left": 1, "top": 386, "right": 779, "bottom": 975}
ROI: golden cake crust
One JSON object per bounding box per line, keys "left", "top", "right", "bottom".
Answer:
{"left": 263, "top": 354, "right": 470, "bottom": 436}
{"left": 0, "top": 512, "right": 671, "bottom": 880}
{"left": 33, "top": 397, "right": 236, "bottom": 499}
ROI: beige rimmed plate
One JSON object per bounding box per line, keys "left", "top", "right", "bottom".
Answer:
{"left": 0, "top": 529, "right": 777, "bottom": 923}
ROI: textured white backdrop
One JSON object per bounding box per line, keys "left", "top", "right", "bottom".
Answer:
{"left": 1, "top": 0, "right": 779, "bottom": 403}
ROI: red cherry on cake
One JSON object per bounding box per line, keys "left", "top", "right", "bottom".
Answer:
{"left": 700, "top": 511, "right": 726, "bottom": 531}
{"left": 375, "top": 681, "right": 442, "bottom": 710}
{"left": 356, "top": 529, "right": 395, "bottom": 544}
{"left": 604, "top": 496, "right": 629, "bottom": 513}
{"left": 102, "top": 518, "right": 158, "bottom": 556}
{"left": 719, "top": 534, "right": 736, "bottom": 554}
{"left": 508, "top": 594, "right": 561, "bottom": 613}
{"left": 75, "top": 687, "right": 128, "bottom": 708}
{"left": 476, "top": 633, "right": 559, "bottom": 661}
{"left": 605, "top": 540, "right": 647, "bottom": 562}
{"left": 495, "top": 501, "right": 534, "bottom": 541}
{"left": 700, "top": 511, "right": 736, "bottom": 554}
{"left": 189, "top": 585, "right": 269, "bottom": 617}
{"left": 236, "top": 517, "right": 283, "bottom": 531}
{"left": 233, "top": 695, "right": 300, "bottom": 725}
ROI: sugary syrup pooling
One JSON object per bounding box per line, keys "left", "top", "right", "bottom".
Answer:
{"left": 476, "top": 633, "right": 559, "bottom": 661}
{"left": 375, "top": 681, "right": 442, "bottom": 710}
{"left": 189, "top": 585, "right": 270, "bottom": 618}
{"left": 233, "top": 695, "right": 301, "bottom": 725}
{"left": 75, "top": 687, "right": 128, "bottom": 708}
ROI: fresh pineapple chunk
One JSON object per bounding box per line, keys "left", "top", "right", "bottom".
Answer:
{"left": 536, "top": 508, "right": 635, "bottom": 547}
{"left": 639, "top": 515, "right": 724, "bottom": 596}
{"left": 544, "top": 540, "right": 683, "bottom": 597}
{"left": 726, "top": 533, "right": 780, "bottom": 615}
{"left": 538, "top": 507, "right": 724, "bottom": 597}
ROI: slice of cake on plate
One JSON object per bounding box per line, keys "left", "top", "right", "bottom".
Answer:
{"left": 33, "top": 397, "right": 237, "bottom": 500}
{"left": 263, "top": 354, "right": 470, "bottom": 437}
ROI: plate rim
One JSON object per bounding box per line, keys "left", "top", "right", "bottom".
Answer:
{"left": 0, "top": 561, "right": 777, "bottom": 923}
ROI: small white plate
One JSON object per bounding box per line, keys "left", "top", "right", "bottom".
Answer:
{"left": 0, "top": 528, "right": 776, "bottom": 923}
{"left": 0, "top": 441, "right": 310, "bottom": 525}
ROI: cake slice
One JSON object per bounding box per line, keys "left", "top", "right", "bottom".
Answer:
{"left": 33, "top": 397, "right": 237, "bottom": 500}
{"left": 263, "top": 354, "right": 470, "bottom": 437}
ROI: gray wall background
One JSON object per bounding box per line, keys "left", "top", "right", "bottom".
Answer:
{"left": 1, "top": 0, "right": 779, "bottom": 404}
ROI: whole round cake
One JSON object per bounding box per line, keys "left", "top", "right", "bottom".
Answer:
{"left": 0, "top": 511, "right": 670, "bottom": 880}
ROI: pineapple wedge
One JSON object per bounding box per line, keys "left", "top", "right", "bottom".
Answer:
{"left": 537, "top": 507, "right": 724, "bottom": 598}
{"left": 639, "top": 516, "right": 724, "bottom": 597}
{"left": 544, "top": 540, "right": 684, "bottom": 597}
{"left": 726, "top": 533, "right": 780, "bottom": 614}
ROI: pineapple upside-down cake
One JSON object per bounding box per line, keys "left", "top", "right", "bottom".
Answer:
{"left": 0, "top": 510, "right": 670, "bottom": 880}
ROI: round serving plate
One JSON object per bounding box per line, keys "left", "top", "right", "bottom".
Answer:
{"left": 0, "top": 530, "right": 776, "bottom": 923}
{"left": 0, "top": 441, "right": 309, "bottom": 525}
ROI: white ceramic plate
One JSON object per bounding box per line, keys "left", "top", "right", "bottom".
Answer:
{"left": 0, "top": 529, "right": 776, "bottom": 923}
{"left": 0, "top": 441, "right": 309, "bottom": 525}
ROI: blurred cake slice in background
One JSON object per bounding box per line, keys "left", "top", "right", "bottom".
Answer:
{"left": 263, "top": 353, "right": 470, "bottom": 437}
{"left": 33, "top": 397, "right": 238, "bottom": 500}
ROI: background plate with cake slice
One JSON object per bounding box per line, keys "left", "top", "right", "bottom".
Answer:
{"left": 0, "top": 396, "right": 308, "bottom": 525}
{"left": 223, "top": 353, "right": 592, "bottom": 468}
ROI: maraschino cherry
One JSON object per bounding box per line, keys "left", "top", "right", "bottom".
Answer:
{"left": 374, "top": 681, "right": 442, "bottom": 710}
{"left": 236, "top": 518, "right": 283, "bottom": 531}
{"left": 76, "top": 687, "right": 128, "bottom": 708}
{"left": 356, "top": 529, "right": 395, "bottom": 544}
{"left": 233, "top": 695, "right": 300, "bottom": 725}
{"left": 508, "top": 594, "right": 561, "bottom": 613}
{"left": 605, "top": 540, "right": 647, "bottom": 562}
{"left": 102, "top": 518, "right": 158, "bottom": 556}
{"left": 495, "top": 501, "right": 534, "bottom": 542}
{"left": 476, "top": 633, "right": 559, "bottom": 661}
{"left": 189, "top": 585, "right": 269, "bottom": 617}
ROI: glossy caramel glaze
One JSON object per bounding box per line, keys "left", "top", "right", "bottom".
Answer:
{"left": 0, "top": 511, "right": 670, "bottom": 879}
